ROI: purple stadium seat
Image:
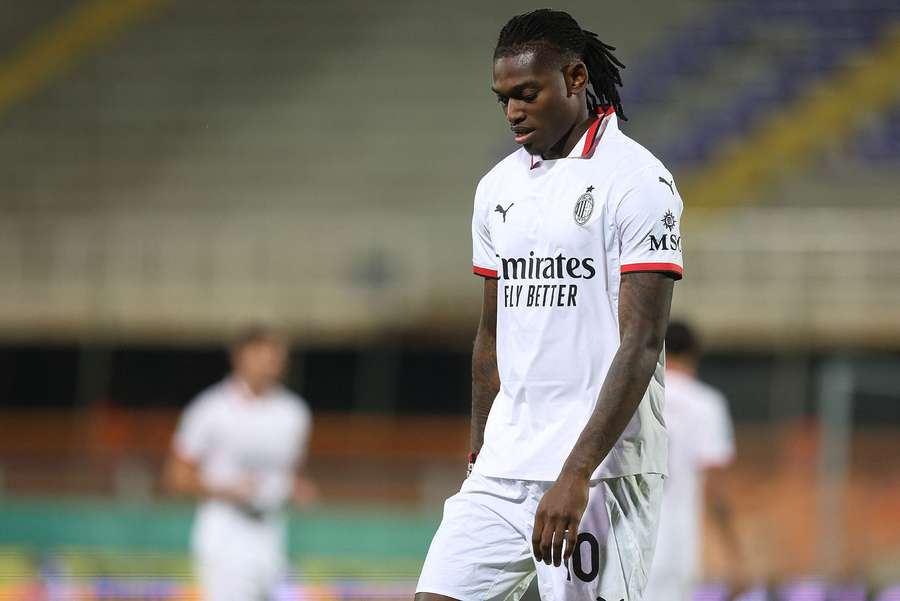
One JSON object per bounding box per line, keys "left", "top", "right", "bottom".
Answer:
{"left": 626, "top": 0, "right": 899, "bottom": 165}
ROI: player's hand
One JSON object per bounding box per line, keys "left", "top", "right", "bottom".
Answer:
{"left": 217, "top": 476, "right": 257, "bottom": 507}
{"left": 292, "top": 477, "right": 320, "bottom": 507}
{"left": 532, "top": 472, "right": 589, "bottom": 567}
{"left": 727, "top": 558, "right": 753, "bottom": 599}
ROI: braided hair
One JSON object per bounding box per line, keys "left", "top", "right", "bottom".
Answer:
{"left": 494, "top": 9, "right": 627, "bottom": 120}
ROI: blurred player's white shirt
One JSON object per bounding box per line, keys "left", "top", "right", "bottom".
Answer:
{"left": 174, "top": 377, "right": 311, "bottom": 563}
{"left": 471, "top": 108, "right": 684, "bottom": 481}
{"left": 649, "top": 369, "right": 735, "bottom": 587}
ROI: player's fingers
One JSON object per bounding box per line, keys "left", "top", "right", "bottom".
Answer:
{"left": 539, "top": 518, "right": 556, "bottom": 565}
{"left": 551, "top": 521, "right": 565, "bottom": 567}
{"left": 563, "top": 519, "right": 579, "bottom": 562}
{"left": 532, "top": 513, "right": 546, "bottom": 562}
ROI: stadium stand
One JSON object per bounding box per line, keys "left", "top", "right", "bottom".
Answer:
{"left": 1, "top": 1, "right": 899, "bottom": 598}
{"left": 625, "top": 0, "right": 900, "bottom": 167}
{"left": 0, "top": 0, "right": 714, "bottom": 341}
{"left": 0, "top": 0, "right": 897, "bottom": 346}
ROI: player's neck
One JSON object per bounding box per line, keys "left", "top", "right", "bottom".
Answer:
{"left": 666, "top": 358, "right": 697, "bottom": 378}
{"left": 543, "top": 109, "right": 594, "bottom": 160}
{"left": 234, "top": 375, "right": 272, "bottom": 399}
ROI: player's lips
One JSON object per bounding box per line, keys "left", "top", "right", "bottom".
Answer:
{"left": 512, "top": 127, "right": 536, "bottom": 144}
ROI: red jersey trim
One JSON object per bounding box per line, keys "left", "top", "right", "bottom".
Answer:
{"left": 581, "top": 106, "right": 614, "bottom": 157}
{"left": 581, "top": 118, "right": 602, "bottom": 157}
{"left": 621, "top": 262, "right": 683, "bottom": 280}
{"left": 530, "top": 106, "right": 615, "bottom": 169}
{"left": 473, "top": 265, "right": 499, "bottom": 278}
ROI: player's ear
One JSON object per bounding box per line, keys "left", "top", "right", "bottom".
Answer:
{"left": 564, "top": 62, "right": 588, "bottom": 96}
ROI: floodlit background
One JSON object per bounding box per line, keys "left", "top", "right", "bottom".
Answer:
{"left": 1, "top": 0, "right": 899, "bottom": 599}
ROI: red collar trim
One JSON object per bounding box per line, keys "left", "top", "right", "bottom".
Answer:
{"left": 530, "top": 106, "right": 615, "bottom": 169}
{"left": 582, "top": 105, "right": 615, "bottom": 157}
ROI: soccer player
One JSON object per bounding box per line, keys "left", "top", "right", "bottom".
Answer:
{"left": 643, "top": 321, "right": 745, "bottom": 601}
{"left": 164, "top": 326, "right": 315, "bottom": 601}
{"left": 416, "top": 9, "right": 684, "bottom": 601}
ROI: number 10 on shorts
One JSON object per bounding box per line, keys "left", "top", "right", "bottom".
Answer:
{"left": 564, "top": 532, "right": 600, "bottom": 582}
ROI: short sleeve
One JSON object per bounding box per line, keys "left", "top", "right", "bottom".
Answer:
{"left": 697, "top": 393, "right": 736, "bottom": 468}
{"left": 615, "top": 167, "right": 684, "bottom": 280}
{"left": 472, "top": 181, "right": 499, "bottom": 279}
{"left": 173, "top": 396, "right": 215, "bottom": 462}
{"left": 294, "top": 397, "right": 313, "bottom": 464}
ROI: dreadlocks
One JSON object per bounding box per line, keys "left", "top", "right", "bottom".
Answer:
{"left": 494, "top": 9, "right": 627, "bottom": 120}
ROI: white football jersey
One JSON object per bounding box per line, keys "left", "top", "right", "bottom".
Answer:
{"left": 173, "top": 377, "right": 312, "bottom": 559}
{"left": 472, "top": 108, "right": 684, "bottom": 481}
{"left": 650, "top": 370, "right": 735, "bottom": 582}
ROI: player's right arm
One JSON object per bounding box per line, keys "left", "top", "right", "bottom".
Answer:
{"left": 706, "top": 465, "right": 741, "bottom": 553}
{"left": 470, "top": 175, "right": 500, "bottom": 461}
{"left": 705, "top": 464, "right": 750, "bottom": 593}
{"left": 164, "top": 394, "right": 254, "bottom": 506}
{"left": 470, "top": 278, "right": 499, "bottom": 456}
{"left": 163, "top": 451, "right": 254, "bottom": 505}
{"left": 290, "top": 402, "right": 320, "bottom": 507}
{"left": 162, "top": 452, "right": 212, "bottom": 498}
{"left": 700, "top": 397, "right": 746, "bottom": 592}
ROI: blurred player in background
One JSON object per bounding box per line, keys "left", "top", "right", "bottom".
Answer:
{"left": 417, "top": 8, "right": 684, "bottom": 601}
{"left": 643, "top": 320, "right": 745, "bottom": 601}
{"left": 164, "top": 325, "right": 316, "bottom": 601}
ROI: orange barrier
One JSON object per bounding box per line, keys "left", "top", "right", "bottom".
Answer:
{"left": 0, "top": 410, "right": 898, "bottom": 578}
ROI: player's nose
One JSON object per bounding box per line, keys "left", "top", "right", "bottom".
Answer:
{"left": 505, "top": 99, "right": 526, "bottom": 125}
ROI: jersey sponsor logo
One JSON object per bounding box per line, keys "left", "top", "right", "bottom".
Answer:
{"left": 499, "top": 252, "right": 596, "bottom": 280}
{"left": 503, "top": 283, "right": 579, "bottom": 308}
{"left": 661, "top": 209, "right": 677, "bottom": 231}
{"left": 494, "top": 202, "right": 514, "bottom": 223}
{"left": 658, "top": 176, "right": 675, "bottom": 195}
{"left": 573, "top": 185, "right": 595, "bottom": 225}
{"left": 648, "top": 210, "right": 683, "bottom": 252}
{"left": 498, "top": 251, "right": 596, "bottom": 308}
{"left": 649, "top": 233, "right": 682, "bottom": 252}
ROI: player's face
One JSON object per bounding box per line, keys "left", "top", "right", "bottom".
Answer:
{"left": 233, "top": 338, "right": 288, "bottom": 393}
{"left": 492, "top": 50, "right": 587, "bottom": 157}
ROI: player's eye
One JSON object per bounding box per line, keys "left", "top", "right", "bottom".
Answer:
{"left": 495, "top": 95, "right": 509, "bottom": 105}
{"left": 521, "top": 92, "right": 538, "bottom": 103}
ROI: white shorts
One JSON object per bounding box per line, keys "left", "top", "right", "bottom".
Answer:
{"left": 417, "top": 471, "right": 663, "bottom": 601}
{"left": 196, "top": 549, "right": 284, "bottom": 601}
{"left": 642, "top": 569, "right": 693, "bottom": 601}
{"left": 192, "top": 505, "right": 287, "bottom": 601}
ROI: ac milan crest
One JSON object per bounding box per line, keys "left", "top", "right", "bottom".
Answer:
{"left": 574, "top": 185, "right": 595, "bottom": 225}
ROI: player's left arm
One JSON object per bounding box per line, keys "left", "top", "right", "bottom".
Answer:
{"left": 706, "top": 465, "right": 741, "bottom": 556}
{"left": 700, "top": 393, "right": 744, "bottom": 578}
{"left": 292, "top": 470, "right": 319, "bottom": 506}
{"left": 291, "top": 406, "right": 320, "bottom": 507}
{"left": 291, "top": 450, "right": 319, "bottom": 507}
{"left": 532, "top": 271, "right": 673, "bottom": 566}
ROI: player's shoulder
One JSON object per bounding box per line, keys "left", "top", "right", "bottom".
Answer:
{"left": 684, "top": 377, "right": 731, "bottom": 419}
{"left": 605, "top": 127, "right": 672, "bottom": 183}
{"left": 180, "top": 380, "right": 230, "bottom": 424}
{"left": 274, "top": 386, "right": 312, "bottom": 420}
{"left": 482, "top": 147, "right": 528, "bottom": 181}
{"left": 699, "top": 384, "right": 731, "bottom": 421}
{"left": 191, "top": 379, "right": 230, "bottom": 409}
{"left": 667, "top": 372, "right": 724, "bottom": 406}
{"left": 474, "top": 148, "right": 529, "bottom": 199}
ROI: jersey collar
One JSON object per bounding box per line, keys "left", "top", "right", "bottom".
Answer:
{"left": 229, "top": 375, "right": 273, "bottom": 402}
{"left": 529, "top": 105, "right": 617, "bottom": 170}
